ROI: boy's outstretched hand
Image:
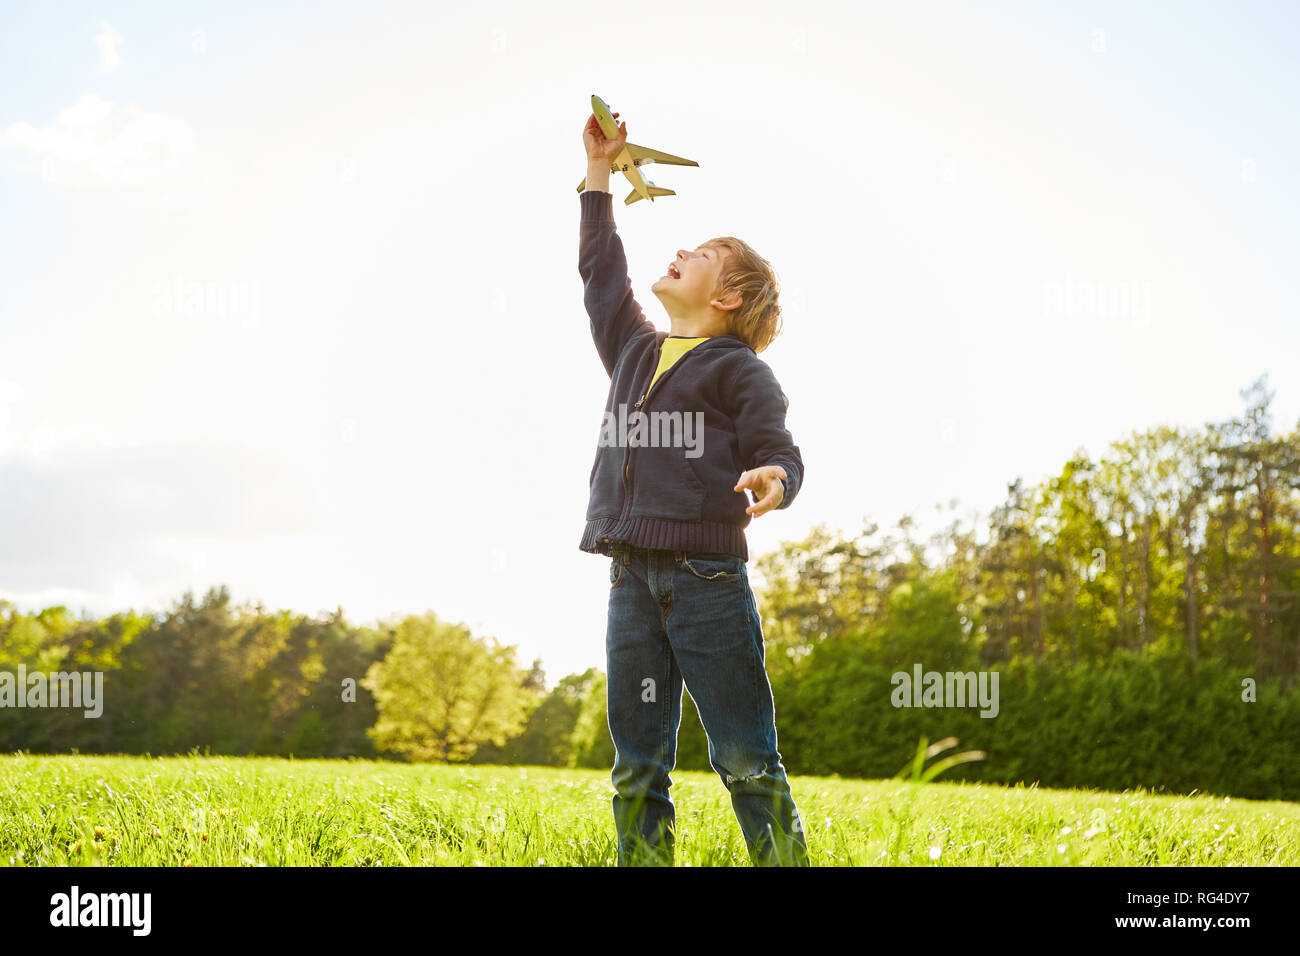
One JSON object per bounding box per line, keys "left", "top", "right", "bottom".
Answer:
{"left": 583, "top": 109, "right": 627, "bottom": 163}
{"left": 735, "top": 465, "right": 787, "bottom": 517}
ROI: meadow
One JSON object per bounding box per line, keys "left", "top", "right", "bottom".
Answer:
{"left": 0, "top": 754, "right": 1296, "bottom": 867}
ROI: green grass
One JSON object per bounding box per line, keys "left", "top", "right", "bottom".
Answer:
{"left": 0, "top": 753, "right": 1296, "bottom": 866}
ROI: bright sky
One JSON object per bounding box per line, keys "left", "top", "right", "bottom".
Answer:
{"left": 2, "top": 1, "right": 1298, "bottom": 686}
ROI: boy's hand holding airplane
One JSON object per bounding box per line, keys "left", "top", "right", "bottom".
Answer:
{"left": 577, "top": 95, "right": 696, "bottom": 202}
{"left": 735, "top": 465, "right": 787, "bottom": 518}
{"left": 583, "top": 108, "right": 627, "bottom": 163}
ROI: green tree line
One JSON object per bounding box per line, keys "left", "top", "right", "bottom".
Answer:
{"left": 2, "top": 375, "right": 1297, "bottom": 798}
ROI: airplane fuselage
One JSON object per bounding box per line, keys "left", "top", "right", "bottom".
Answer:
{"left": 592, "top": 94, "right": 651, "bottom": 203}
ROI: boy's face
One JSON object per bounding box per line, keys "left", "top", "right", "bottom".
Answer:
{"left": 651, "top": 242, "right": 733, "bottom": 314}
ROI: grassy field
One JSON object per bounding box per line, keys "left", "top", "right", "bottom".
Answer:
{"left": 0, "top": 754, "right": 1296, "bottom": 866}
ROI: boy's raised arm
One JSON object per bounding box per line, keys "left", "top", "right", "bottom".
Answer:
{"left": 578, "top": 112, "right": 656, "bottom": 378}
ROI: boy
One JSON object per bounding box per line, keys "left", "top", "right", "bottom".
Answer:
{"left": 577, "top": 109, "right": 809, "bottom": 867}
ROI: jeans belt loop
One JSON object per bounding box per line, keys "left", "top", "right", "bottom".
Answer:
{"left": 673, "top": 549, "right": 684, "bottom": 562}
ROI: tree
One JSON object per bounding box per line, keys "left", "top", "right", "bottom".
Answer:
{"left": 569, "top": 670, "right": 616, "bottom": 769}
{"left": 363, "top": 613, "right": 531, "bottom": 762}
{"left": 1203, "top": 376, "right": 1300, "bottom": 684}
{"left": 751, "top": 519, "right": 920, "bottom": 677}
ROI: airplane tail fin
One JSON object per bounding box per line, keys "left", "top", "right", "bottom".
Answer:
{"left": 625, "top": 185, "right": 676, "bottom": 205}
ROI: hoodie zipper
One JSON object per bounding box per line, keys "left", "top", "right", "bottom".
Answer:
{"left": 619, "top": 339, "right": 710, "bottom": 513}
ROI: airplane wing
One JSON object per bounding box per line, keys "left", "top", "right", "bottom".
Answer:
{"left": 626, "top": 185, "right": 676, "bottom": 205}
{"left": 625, "top": 143, "right": 699, "bottom": 167}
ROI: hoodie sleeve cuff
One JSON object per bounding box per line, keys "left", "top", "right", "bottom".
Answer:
{"left": 580, "top": 188, "right": 613, "bottom": 223}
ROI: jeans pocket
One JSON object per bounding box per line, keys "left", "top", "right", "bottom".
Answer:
{"left": 680, "top": 552, "right": 744, "bottom": 581}
{"left": 610, "top": 557, "right": 625, "bottom": 589}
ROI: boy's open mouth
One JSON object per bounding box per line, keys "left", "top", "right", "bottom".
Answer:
{"left": 666, "top": 263, "right": 680, "bottom": 279}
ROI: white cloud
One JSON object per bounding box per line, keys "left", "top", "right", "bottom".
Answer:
{"left": 0, "top": 409, "right": 351, "bottom": 620}
{"left": 3, "top": 93, "right": 207, "bottom": 200}
{"left": 0, "top": 427, "right": 329, "bottom": 616}
{"left": 96, "top": 21, "right": 123, "bottom": 73}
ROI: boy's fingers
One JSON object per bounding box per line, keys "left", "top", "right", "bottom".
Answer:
{"left": 735, "top": 468, "right": 783, "bottom": 514}
{"left": 735, "top": 468, "right": 775, "bottom": 491}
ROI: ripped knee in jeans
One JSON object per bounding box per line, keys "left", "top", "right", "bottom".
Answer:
{"left": 722, "top": 763, "right": 775, "bottom": 787}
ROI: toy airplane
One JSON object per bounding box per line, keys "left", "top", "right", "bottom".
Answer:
{"left": 577, "top": 94, "right": 699, "bottom": 205}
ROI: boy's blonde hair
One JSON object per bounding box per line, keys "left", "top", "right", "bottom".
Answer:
{"left": 703, "top": 237, "right": 783, "bottom": 353}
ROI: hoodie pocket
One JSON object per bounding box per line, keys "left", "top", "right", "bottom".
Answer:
{"left": 629, "top": 443, "right": 706, "bottom": 520}
{"left": 586, "top": 450, "right": 625, "bottom": 521}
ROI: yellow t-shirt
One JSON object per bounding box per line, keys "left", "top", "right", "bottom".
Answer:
{"left": 647, "top": 336, "right": 710, "bottom": 394}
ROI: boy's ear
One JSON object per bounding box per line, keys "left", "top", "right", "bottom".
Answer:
{"left": 711, "top": 292, "right": 742, "bottom": 312}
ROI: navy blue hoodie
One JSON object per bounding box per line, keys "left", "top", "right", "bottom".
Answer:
{"left": 577, "top": 189, "right": 804, "bottom": 561}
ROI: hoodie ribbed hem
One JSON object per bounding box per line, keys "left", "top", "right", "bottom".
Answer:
{"left": 580, "top": 515, "right": 749, "bottom": 561}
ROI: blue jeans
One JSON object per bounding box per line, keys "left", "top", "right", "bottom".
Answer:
{"left": 604, "top": 541, "right": 809, "bottom": 866}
